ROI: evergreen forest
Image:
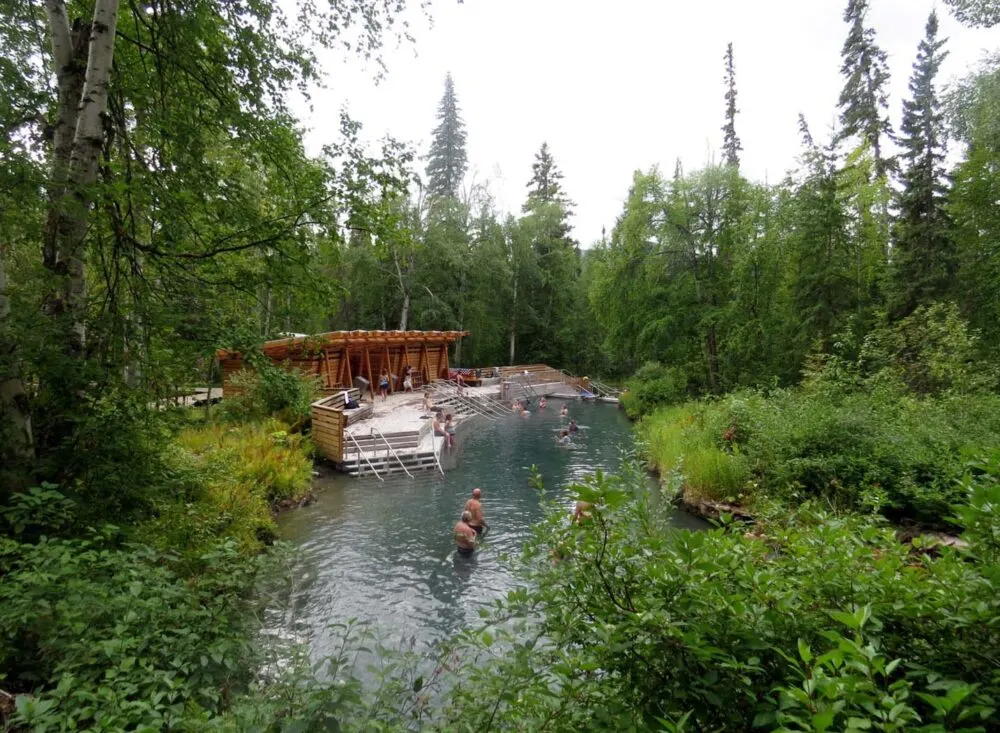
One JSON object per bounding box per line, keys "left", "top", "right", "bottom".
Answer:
{"left": 2, "top": 0, "right": 1000, "bottom": 729}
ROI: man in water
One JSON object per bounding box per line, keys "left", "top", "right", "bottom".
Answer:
{"left": 464, "top": 488, "right": 488, "bottom": 535}
{"left": 454, "top": 510, "right": 478, "bottom": 556}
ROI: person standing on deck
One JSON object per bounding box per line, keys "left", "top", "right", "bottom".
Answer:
{"left": 403, "top": 365, "right": 414, "bottom": 392}
{"left": 464, "top": 488, "right": 489, "bottom": 535}
{"left": 379, "top": 369, "right": 390, "bottom": 401}
{"left": 454, "top": 511, "right": 477, "bottom": 556}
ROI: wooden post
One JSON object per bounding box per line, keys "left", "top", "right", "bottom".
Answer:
{"left": 420, "top": 343, "right": 430, "bottom": 385}
{"left": 394, "top": 344, "right": 407, "bottom": 390}
{"left": 343, "top": 347, "right": 353, "bottom": 388}
{"left": 364, "top": 345, "right": 375, "bottom": 394}
{"left": 383, "top": 344, "right": 393, "bottom": 393}
{"left": 439, "top": 344, "right": 448, "bottom": 380}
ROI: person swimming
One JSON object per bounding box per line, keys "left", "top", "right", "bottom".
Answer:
{"left": 464, "top": 488, "right": 488, "bottom": 535}
{"left": 556, "top": 429, "right": 571, "bottom": 445}
{"left": 560, "top": 404, "right": 569, "bottom": 418}
{"left": 568, "top": 419, "right": 579, "bottom": 434}
{"left": 539, "top": 398, "right": 548, "bottom": 409}
{"left": 454, "top": 511, "right": 477, "bottom": 556}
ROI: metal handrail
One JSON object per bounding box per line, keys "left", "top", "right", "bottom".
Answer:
{"left": 424, "top": 381, "right": 476, "bottom": 417}
{"left": 428, "top": 380, "right": 502, "bottom": 419}
{"left": 346, "top": 431, "right": 384, "bottom": 481}
{"left": 452, "top": 386, "right": 508, "bottom": 418}
{"left": 516, "top": 374, "right": 540, "bottom": 401}
{"left": 371, "top": 426, "right": 414, "bottom": 479}
{"left": 431, "top": 429, "right": 445, "bottom": 475}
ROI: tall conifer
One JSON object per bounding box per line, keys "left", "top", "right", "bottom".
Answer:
{"left": 721, "top": 43, "right": 742, "bottom": 168}
{"left": 837, "top": 0, "right": 893, "bottom": 177}
{"left": 524, "top": 142, "right": 571, "bottom": 210}
{"left": 890, "top": 11, "right": 954, "bottom": 318}
{"left": 425, "top": 73, "right": 468, "bottom": 199}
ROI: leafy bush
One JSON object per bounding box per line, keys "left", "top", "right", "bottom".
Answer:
{"left": 0, "top": 530, "right": 260, "bottom": 730}
{"left": 221, "top": 360, "right": 320, "bottom": 428}
{"left": 621, "top": 361, "right": 688, "bottom": 418}
{"left": 641, "top": 389, "right": 1000, "bottom": 524}
{"left": 406, "top": 468, "right": 1000, "bottom": 731}
{"left": 806, "top": 303, "right": 998, "bottom": 397}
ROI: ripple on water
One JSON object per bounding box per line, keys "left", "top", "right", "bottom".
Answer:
{"left": 275, "top": 401, "right": 701, "bottom": 661}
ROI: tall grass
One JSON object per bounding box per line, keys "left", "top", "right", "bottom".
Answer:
{"left": 144, "top": 419, "right": 314, "bottom": 557}
{"left": 641, "top": 403, "right": 750, "bottom": 502}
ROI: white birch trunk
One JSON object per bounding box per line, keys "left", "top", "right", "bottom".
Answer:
{"left": 43, "top": 0, "right": 120, "bottom": 353}
{"left": 399, "top": 290, "right": 410, "bottom": 331}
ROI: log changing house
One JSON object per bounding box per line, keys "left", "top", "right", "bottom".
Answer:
{"left": 218, "top": 330, "right": 468, "bottom": 464}
{"left": 218, "top": 329, "right": 468, "bottom": 398}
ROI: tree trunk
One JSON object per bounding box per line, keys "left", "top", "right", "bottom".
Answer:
{"left": 43, "top": 0, "right": 120, "bottom": 354}
{"left": 399, "top": 289, "right": 410, "bottom": 330}
{"left": 42, "top": 6, "right": 89, "bottom": 272}
{"left": 0, "top": 249, "right": 35, "bottom": 490}
{"left": 705, "top": 324, "right": 719, "bottom": 392}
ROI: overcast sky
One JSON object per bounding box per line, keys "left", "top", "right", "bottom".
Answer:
{"left": 292, "top": 0, "right": 998, "bottom": 245}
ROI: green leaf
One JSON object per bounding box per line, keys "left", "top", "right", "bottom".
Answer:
{"left": 798, "top": 638, "right": 813, "bottom": 664}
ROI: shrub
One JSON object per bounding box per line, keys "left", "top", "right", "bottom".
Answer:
{"left": 221, "top": 361, "right": 320, "bottom": 428}
{"left": 641, "top": 389, "right": 1000, "bottom": 524}
{"left": 0, "top": 530, "right": 260, "bottom": 730}
{"left": 621, "top": 361, "right": 688, "bottom": 418}
{"left": 412, "top": 468, "right": 1000, "bottom": 731}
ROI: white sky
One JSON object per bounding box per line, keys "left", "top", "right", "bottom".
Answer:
{"left": 293, "top": 0, "right": 998, "bottom": 245}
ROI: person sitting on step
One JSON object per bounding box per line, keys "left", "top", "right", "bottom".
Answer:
{"left": 434, "top": 414, "right": 453, "bottom": 448}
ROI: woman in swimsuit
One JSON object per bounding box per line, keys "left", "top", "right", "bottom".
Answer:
{"left": 379, "top": 369, "right": 389, "bottom": 401}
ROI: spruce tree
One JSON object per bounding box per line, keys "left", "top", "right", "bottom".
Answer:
{"left": 890, "top": 11, "right": 954, "bottom": 318}
{"left": 721, "top": 43, "right": 742, "bottom": 168}
{"left": 837, "top": 0, "right": 893, "bottom": 178}
{"left": 524, "top": 142, "right": 571, "bottom": 211}
{"left": 425, "top": 73, "right": 468, "bottom": 199}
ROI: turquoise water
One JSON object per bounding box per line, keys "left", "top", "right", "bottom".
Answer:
{"left": 275, "top": 401, "right": 705, "bottom": 658}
